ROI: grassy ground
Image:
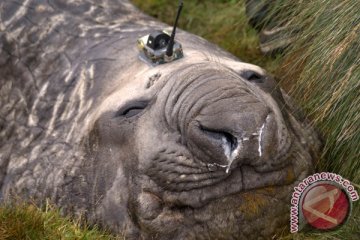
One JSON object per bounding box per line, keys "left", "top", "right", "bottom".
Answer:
{"left": 0, "top": 201, "right": 359, "bottom": 239}
{"left": 1, "top": 0, "right": 359, "bottom": 239}
{"left": 0, "top": 201, "right": 119, "bottom": 240}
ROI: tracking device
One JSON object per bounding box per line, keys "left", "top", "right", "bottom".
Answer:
{"left": 137, "top": 0, "right": 184, "bottom": 65}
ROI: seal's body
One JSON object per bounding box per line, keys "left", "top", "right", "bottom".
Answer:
{"left": 0, "top": 1, "right": 320, "bottom": 239}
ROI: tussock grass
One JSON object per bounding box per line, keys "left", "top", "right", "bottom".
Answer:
{"left": 0, "top": 201, "right": 119, "bottom": 240}
{"left": 253, "top": 0, "right": 360, "bottom": 238}
{"left": 265, "top": 0, "right": 360, "bottom": 186}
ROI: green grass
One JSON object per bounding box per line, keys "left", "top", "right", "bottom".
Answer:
{"left": 0, "top": 201, "right": 119, "bottom": 240}
{"left": 1, "top": 201, "right": 358, "bottom": 240}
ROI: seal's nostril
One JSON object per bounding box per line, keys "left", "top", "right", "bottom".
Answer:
{"left": 223, "top": 132, "right": 238, "bottom": 153}
{"left": 199, "top": 124, "right": 238, "bottom": 155}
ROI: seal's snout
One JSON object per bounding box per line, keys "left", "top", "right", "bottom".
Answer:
{"left": 186, "top": 98, "right": 276, "bottom": 172}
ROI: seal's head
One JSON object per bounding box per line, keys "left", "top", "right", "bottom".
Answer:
{"left": 84, "top": 58, "right": 320, "bottom": 239}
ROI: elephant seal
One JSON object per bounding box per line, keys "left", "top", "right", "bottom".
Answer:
{"left": 0, "top": 0, "right": 320, "bottom": 239}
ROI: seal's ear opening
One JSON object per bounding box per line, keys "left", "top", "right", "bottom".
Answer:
{"left": 239, "top": 70, "right": 265, "bottom": 83}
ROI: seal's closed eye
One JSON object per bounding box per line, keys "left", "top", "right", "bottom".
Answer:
{"left": 115, "top": 101, "right": 149, "bottom": 118}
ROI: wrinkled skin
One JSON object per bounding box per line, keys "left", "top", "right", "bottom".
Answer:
{"left": 0, "top": 1, "right": 321, "bottom": 239}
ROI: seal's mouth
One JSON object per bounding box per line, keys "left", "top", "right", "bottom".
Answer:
{"left": 138, "top": 144, "right": 311, "bottom": 240}
{"left": 145, "top": 124, "right": 296, "bottom": 209}
{"left": 158, "top": 158, "right": 296, "bottom": 209}
{"left": 136, "top": 175, "right": 296, "bottom": 239}
{"left": 138, "top": 147, "right": 299, "bottom": 238}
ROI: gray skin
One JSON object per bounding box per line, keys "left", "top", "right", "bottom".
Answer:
{"left": 0, "top": 1, "right": 321, "bottom": 239}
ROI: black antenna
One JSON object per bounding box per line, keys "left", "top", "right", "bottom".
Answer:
{"left": 166, "top": 0, "right": 183, "bottom": 57}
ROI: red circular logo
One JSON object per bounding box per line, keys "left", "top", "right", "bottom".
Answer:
{"left": 301, "top": 182, "right": 350, "bottom": 230}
